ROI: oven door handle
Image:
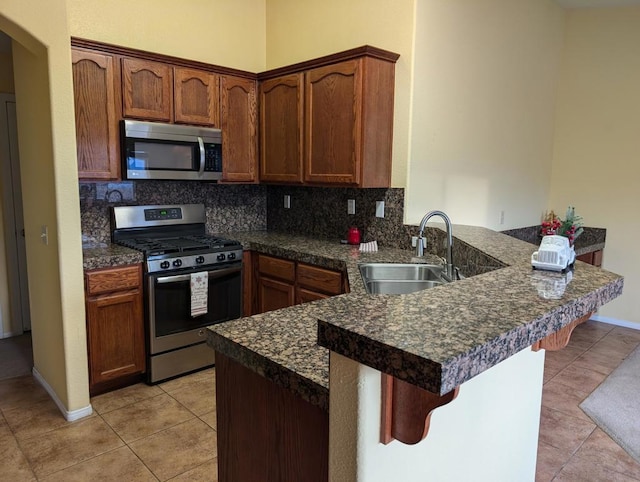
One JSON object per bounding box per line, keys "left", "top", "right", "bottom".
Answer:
{"left": 155, "top": 265, "right": 241, "bottom": 284}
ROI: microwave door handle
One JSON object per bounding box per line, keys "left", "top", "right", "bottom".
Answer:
{"left": 156, "top": 265, "right": 242, "bottom": 284}
{"left": 197, "top": 136, "right": 205, "bottom": 176}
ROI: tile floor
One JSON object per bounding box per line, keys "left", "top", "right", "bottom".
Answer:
{"left": 0, "top": 320, "right": 639, "bottom": 481}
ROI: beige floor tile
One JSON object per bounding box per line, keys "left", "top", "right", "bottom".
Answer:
{"left": 0, "top": 375, "right": 50, "bottom": 411}
{"left": 18, "top": 416, "right": 124, "bottom": 479}
{"left": 0, "top": 436, "right": 36, "bottom": 481}
{"left": 3, "top": 397, "right": 86, "bottom": 441}
{"left": 199, "top": 409, "right": 217, "bottom": 431}
{"left": 168, "top": 457, "right": 218, "bottom": 481}
{"left": 541, "top": 380, "right": 592, "bottom": 422}
{"left": 576, "top": 320, "right": 614, "bottom": 338}
{"left": 608, "top": 326, "right": 640, "bottom": 343}
{"left": 551, "top": 363, "right": 609, "bottom": 393}
{"left": 91, "top": 382, "right": 164, "bottom": 415}
{"left": 554, "top": 454, "right": 640, "bottom": 481}
{"left": 590, "top": 337, "right": 639, "bottom": 359}
{"left": 40, "top": 446, "right": 157, "bottom": 482}
{"left": 538, "top": 406, "right": 595, "bottom": 455}
{"left": 535, "top": 440, "right": 569, "bottom": 482}
{"left": 102, "top": 393, "right": 194, "bottom": 443}
{"left": 544, "top": 345, "right": 584, "bottom": 370}
{"left": 169, "top": 382, "right": 216, "bottom": 417}
{"left": 159, "top": 368, "right": 215, "bottom": 394}
{"left": 571, "top": 428, "right": 640, "bottom": 479}
{"left": 571, "top": 348, "right": 624, "bottom": 375}
{"left": 130, "top": 418, "right": 217, "bottom": 481}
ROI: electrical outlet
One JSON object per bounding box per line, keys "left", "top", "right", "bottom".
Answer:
{"left": 347, "top": 199, "right": 356, "bottom": 215}
{"left": 284, "top": 195, "right": 291, "bottom": 209}
{"left": 376, "top": 201, "right": 385, "bottom": 218}
{"left": 499, "top": 210, "right": 505, "bottom": 225}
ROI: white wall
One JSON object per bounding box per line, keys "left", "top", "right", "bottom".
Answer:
{"left": 406, "top": 0, "right": 565, "bottom": 229}
{"left": 550, "top": 7, "right": 640, "bottom": 325}
{"left": 329, "top": 348, "right": 545, "bottom": 481}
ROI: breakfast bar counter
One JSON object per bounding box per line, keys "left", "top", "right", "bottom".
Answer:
{"left": 206, "top": 226, "right": 623, "bottom": 482}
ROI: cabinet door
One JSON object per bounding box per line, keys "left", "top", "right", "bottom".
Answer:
{"left": 257, "top": 277, "right": 295, "bottom": 314}
{"left": 220, "top": 75, "right": 258, "bottom": 182}
{"left": 296, "top": 288, "right": 328, "bottom": 304}
{"left": 174, "top": 68, "right": 220, "bottom": 126}
{"left": 305, "top": 60, "right": 362, "bottom": 185}
{"left": 86, "top": 289, "right": 145, "bottom": 388}
{"left": 72, "top": 49, "right": 120, "bottom": 180}
{"left": 122, "top": 58, "right": 173, "bottom": 121}
{"left": 259, "top": 74, "right": 304, "bottom": 183}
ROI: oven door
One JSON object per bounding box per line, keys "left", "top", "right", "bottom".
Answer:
{"left": 148, "top": 263, "right": 242, "bottom": 354}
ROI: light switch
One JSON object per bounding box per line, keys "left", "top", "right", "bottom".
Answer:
{"left": 376, "top": 201, "right": 385, "bottom": 218}
{"left": 347, "top": 199, "right": 356, "bottom": 215}
{"left": 40, "top": 225, "right": 48, "bottom": 245}
{"left": 284, "top": 195, "right": 291, "bottom": 209}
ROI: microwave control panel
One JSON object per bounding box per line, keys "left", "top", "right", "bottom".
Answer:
{"left": 204, "top": 144, "right": 222, "bottom": 172}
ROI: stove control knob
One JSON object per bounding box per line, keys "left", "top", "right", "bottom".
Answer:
{"left": 228, "top": 253, "right": 236, "bottom": 260}
{"left": 160, "top": 261, "right": 170, "bottom": 270}
{"left": 217, "top": 253, "right": 226, "bottom": 261}
{"left": 172, "top": 259, "right": 183, "bottom": 268}
{"left": 196, "top": 256, "right": 205, "bottom": 264}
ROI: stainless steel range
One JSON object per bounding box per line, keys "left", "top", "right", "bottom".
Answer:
{"left": 112, "top": 204, "right": 243, "bottom": 383}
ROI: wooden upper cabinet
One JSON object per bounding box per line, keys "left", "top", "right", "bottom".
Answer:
{"left": 220, "top": 75, "right": 258, "bottom": 183}
{"left": 259, "top": 74, "right": 304, "bottom": 183}
{"left": 122, "top": 58, "right": 173, "bottom": 121}
{"left": 72, "top": 48, "right": 120, "bottom": 180}
{"left": 174, "top": 68, "right": 220, "bottom": 126}
{"left": 305, "top": 60, "right": 362, "bottom": 185}
{"left": 259, "top": 46, "right": 398, "bottom": 187}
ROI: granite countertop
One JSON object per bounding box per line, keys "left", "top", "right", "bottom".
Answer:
{"left": 207, "top": 227, "right": 622, "bottom": 412}
{"left": 82, "top": 243, "right": 143, "bottom": 270}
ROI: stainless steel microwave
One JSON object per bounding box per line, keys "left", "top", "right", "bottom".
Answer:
{"left": 122, "top": 120, "right": 222, "bottom": 181}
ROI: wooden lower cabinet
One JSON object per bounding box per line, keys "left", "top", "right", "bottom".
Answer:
{"left": 254, "top": 253, "right": 346, "bottom": 314}
{"left": 215, "top": 352, "right": 328, "bottom": 482}
{"left": 577, "top": 249, "right": 603, "bottom": 267}
{"left": 85, "top": 264, "right": 145, "bottom": 395}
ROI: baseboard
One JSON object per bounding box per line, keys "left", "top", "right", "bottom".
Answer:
{"left": 591, "top": 314, "right": 640, "bottom": 330}
{"left": 0, "top": 330, "right": 21, "bottom": 339}
{"left": 32, "top": 367, "right": 93, "bottom": 422}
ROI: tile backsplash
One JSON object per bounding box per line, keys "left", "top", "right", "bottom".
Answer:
{"left": 266, "top": 186, "right": 406, "bottom": 247}
{"left": 80, "top": 181, "right": 267, "bottom": 243}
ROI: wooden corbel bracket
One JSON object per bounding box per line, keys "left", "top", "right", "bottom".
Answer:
{"left": 532, "top": 312, "right": 593, "bottom": 352}
{"left": 380, "top": 373, "right": 459, "bottom": 445}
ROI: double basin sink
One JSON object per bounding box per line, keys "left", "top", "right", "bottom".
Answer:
{"left": 359, "top": 263, "right": 456, "bottom": 295}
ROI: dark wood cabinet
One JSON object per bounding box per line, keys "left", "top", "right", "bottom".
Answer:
{"left": 259, "top": 47, "right": 399, "bottom": 187}
{"left": 72, "top": 48, "right": 120, "bottom": 180}
{"left": 122, "top": 58, "right": 173, "bottom": 122}
{"left": 296, "top": 263, "right": 344, "bottom": 303}
{"left": 221, "top": 75, "right": 258, "bottom": 183}
{"left": 174, "top": 67, "right": 220, "bottom": 126}
{"left": 256, "top": 254, "right": 296, "bottom": 313}
{"left": 84, "top": 264, "right": 145, "bottom": 395}
{"left": 254, "top": 253, "right": 345, "bottom": 314}
{"left": 577, "top": 249, "right": 603, "bottom": 267}
{"left": 259, "top": 74, "right": 304, "bottom": 183}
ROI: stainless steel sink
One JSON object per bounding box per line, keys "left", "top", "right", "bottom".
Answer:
{"left": 358, "top": 263, "right": 450, "bottom": 295}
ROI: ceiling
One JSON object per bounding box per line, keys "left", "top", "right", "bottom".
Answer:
{"left": 556, "top": 0, "right": 640, "bottom": 7}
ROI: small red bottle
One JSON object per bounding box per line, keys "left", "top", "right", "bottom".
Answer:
{"left": 347, "top": 226, "right": 361, "bottom": 245}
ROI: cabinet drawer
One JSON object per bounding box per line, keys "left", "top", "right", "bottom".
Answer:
{"left": 297, "top": 263, "right": 343, "bottom": 296}
{"left": 86, "top": 265, "right": 141, "bottom": 296}
{"left": 257, "top": 255, "right": 295, "bottom": 282}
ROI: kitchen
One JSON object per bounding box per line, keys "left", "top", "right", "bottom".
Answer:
{"left": 1, "top": 0, "right": 639, "bottom": 480}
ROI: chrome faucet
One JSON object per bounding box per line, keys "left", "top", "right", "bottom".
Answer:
{"left": 416, "top": 210, "right": 454, "bottom": 280}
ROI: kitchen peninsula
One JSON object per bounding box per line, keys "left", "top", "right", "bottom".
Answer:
{"left": 207, "top": 226, "right": 622, "bottom": 482}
